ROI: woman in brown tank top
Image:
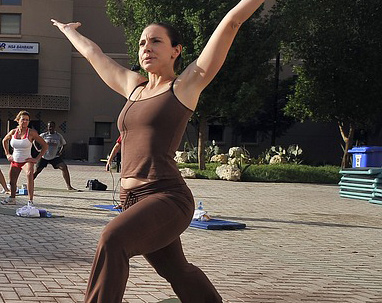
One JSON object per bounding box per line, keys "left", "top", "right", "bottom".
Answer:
{"left": 51, "top": 1, "right": 265, "bottom": 302}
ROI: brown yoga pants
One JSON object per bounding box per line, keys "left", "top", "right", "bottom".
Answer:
{"left": 84, "top": 178, "right": 222, "bottom": 303}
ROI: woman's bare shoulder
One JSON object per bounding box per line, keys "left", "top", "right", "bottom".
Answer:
{"left": 4, "top": 129, "right": 16, "bottom": 140}
{"left": 173, "top": 67, "right": 203, "bottom": 111}
{"left": 125, "top": 73, "right": 148, "bottom": 98}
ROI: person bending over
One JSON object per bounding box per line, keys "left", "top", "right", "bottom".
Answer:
{"left": 33, "top": 121, "right": 76, "bottom": 190}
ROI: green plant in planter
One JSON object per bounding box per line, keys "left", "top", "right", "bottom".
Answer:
{"left": 205, "top": 140, "right": 220, "bottom": 163}
{"left": 228, "top": 147, "right": 254, "bottom": 174}
{"left": 260, "top": 144, "right": 303, "bottom": 164}
{"left": 183, "top": 141, "right": 220, "bottom": 163}
{"left": 286, "top": 144, "right": 303, "bottom": 164}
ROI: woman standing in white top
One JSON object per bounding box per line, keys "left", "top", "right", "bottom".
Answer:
{"left": 1, "top": 110, "right": 48, "bottom": 205}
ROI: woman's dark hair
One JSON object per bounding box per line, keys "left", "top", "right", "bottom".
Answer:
{"left": 147, "top": 22, "right": 184, "bottom": 72}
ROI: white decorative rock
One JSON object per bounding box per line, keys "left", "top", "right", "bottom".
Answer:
{"left": 210, "top": 154, "right": 229, "bottom": 164}
{"left": 216, "top": 164, "right": 241, "bottom": 181}
{"left": 229, "top": 147, "right": 244, "bottom": 158}
{"left": 179, "top": 168, "right": 196, "bottom": 179}
{"left": 174, "top": 151, "right": 188, "bottom": 163}
{"left": 269, "top": 155, "right": 287, "bottom": 165}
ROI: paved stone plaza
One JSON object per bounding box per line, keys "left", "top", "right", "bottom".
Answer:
{"left": 0, "top": 161, "right": 381, "bottom": 303}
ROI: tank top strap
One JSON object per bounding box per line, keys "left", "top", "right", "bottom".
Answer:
{"left": 13, "top": 128, "right": 19, "bottom": 138}
{"left": 170, "top": 78, "right": 177, "bottom": 94}
{"left": 13, "top": 128, "right": 29, "bottom": 139}
{"left": 128, "top": 81, "right": 149, "bottom": 101}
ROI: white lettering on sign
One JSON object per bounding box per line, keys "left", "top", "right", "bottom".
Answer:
{"left": 0, "top": 42, "right": 39, "bottom": 54}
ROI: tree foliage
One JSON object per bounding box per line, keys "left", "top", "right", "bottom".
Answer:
{"left": 106, "top": 0, "right": 281, "bottom": 168}
{"left": 106, "top": 0, "right": 277, "bottom": 116}
{"left": 271, "top": 0, "right": 382, "bottom": 167}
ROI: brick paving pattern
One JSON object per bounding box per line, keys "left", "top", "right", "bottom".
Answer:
{"left": 0, "top": 161, "right": 381, "bottom": 302}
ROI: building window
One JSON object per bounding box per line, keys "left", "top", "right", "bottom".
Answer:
{"left": 0, "top": 14, "right": 21, "bottom": 34}
{"left": 208, "top": 125, "right": 224, "bottom": 142}
{"left": 95, "top": 122, "right": 111, "bottom": 139}
{"left": 1, "top": 0, "right": 22, "bottom": 5}
{"left": 0, "top": 59, "right": 39, "bottom": 93}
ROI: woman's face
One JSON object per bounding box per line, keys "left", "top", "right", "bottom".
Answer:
{"left": 138, "top": 25, "right": 180, "bottom": 72}
{"left": 18, "top": 115, "right": 30, "bottom": 128}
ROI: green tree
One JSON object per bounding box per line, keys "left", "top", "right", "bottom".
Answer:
{"left": 106, "top": 0, "right": 278, "bottom": 169}
{"left": 272, "top": 0, "right": 382, "bottom": 168}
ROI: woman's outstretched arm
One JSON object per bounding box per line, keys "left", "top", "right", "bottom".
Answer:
{"left": 178, "top": 0, "right": 266, "bottom": 109}
{"left": 51, "top": 19, "right": 145, "bottom": 97}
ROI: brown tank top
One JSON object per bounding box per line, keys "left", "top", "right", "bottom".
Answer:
{"left": 117, "top": 81, "right": 193, "bottom": 179}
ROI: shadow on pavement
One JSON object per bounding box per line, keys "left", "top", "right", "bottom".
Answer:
{"left": 217, "top": 215, "right": 382, "bottom": 229}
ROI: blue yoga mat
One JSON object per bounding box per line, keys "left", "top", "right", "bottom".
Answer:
{"left": 93, "top": 205, "right": 246, "bottom": 230}
{"left": 189, "top": 219, "right": 246, "bottom": 230}
{"left": 94, "top": 204, "right": 120, "bottom": 211}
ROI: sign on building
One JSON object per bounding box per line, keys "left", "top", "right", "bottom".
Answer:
{"left": 0, "top": 41, "right": 39, "bottom": 54}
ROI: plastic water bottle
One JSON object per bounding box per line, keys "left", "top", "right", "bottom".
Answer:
{"left": 197, "top": 201, "right": 204, "bottom": 210}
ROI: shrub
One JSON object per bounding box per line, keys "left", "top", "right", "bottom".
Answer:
{"left": 177, "top": 162, "right": 340, "bottom": 184}
{"left": 258, "top": 144, "right": 303, "bottom": 164}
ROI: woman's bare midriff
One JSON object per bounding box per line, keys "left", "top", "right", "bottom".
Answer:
{"left": 121, "top": 177, "right": 152, "bottom": 190}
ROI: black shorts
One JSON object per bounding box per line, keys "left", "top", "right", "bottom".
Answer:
{"left": 36, "top": 156, "right": 65, "bottom": 170}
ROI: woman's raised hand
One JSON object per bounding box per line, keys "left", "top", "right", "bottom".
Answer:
{"left": 50, "top": 17, "right": 132, "bottom": 96}
{"left": 51, "top": 19, "right": 81, "bottom": 32}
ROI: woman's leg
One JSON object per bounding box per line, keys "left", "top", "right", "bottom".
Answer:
{"left": 9, "top": 165, "right": 21, "bottom": 198}
{"left": 144, "top": 238, "right": 222, "bottom": 303}
{"left": 23, "top": 162, "right": 35, "bottom": 201}
{"left": 0, "top": 169, "right": 9, "bottom": 192}
{"left": 84, "top": 188, "right": 194, "bottom": 303}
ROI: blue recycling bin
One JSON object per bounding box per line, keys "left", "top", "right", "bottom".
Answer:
{"left": 348, "top": 146, "right": 382, "bottom": 168}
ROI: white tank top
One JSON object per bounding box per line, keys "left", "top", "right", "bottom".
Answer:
{"left": 10, "top": 128, "right": 32, "bottom": 163}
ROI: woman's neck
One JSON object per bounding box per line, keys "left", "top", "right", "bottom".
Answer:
{"left": 147, "top": 73, "right": 175, "bottom": 89}
{"left": 17, "top": 126, "right": 27, "bottom": 133}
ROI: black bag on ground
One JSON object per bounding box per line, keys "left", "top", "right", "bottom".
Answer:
{"left": 86, "top": 179, "right": 107, "bottom": 191}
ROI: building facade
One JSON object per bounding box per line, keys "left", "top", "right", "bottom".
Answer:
{"left": 0, "top": 0, "right": 128, "bottom": 159}
{"left": 1, "top": 0, "right": 357, "bottom": 166}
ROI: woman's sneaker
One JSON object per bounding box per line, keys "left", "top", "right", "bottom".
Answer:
{"left": 1, "top": 197, "right": 16, "bottom": 205}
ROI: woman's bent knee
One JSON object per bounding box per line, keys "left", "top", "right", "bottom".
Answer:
{"left": 98, "top": 226, "right": 136, "bottom": 259}
{"left": 99, "top": 229, "right": 122, "bottom": 251}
